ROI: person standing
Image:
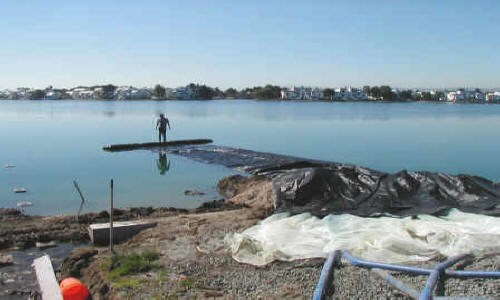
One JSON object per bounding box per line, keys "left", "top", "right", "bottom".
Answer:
{"left": 156, "top": 113, "right": 171, "bottom": 143}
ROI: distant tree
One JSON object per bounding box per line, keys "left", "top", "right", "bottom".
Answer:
{"left": 323, "top": 88, "right": 335, "bottom": 100}
{"left": 370, "top": 86, "right": 381, "bottom": 99}
{"left": 380, "top": 85, "right": 396, "bottom": 100}
{"left": 29, "top": 89, "right": 46, "bottom": 100}
{"left": 421, "top": 92, "right": 432, "bottom": 100}
{"left": 225, "top": 88, "right": 238, "bottom": 98}
{"left": 412, "top": 93, "right": 422, "bottom": 101}
{"left": 434, "top": 91, "right": 445, "bottom": 101}
{"left": 153, "top": 84, "right": 166, "bottom": 99}
{"left": 400, "top": 90, "right": 413, "bottom": 100}
{"left": 214, "top": 87, "right": 224, "bottom": 98}
{"left": 195, "top": 85, "right": 215, "bottom": 100}
{"left": 8, "top": 92, "right": 19, "bottom": 100}
{"left": 237, "top": 88, "right": 254, "bottom": 99}
{"left": 253, "top": 85, "right": 281, "bottom": 99}
{"left": 362, "top": 85, "right": 370, "bottom": 95}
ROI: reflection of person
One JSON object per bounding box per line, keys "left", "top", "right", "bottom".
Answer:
{"left": 156, "top": 113, "right": 171, "bottom": 143}
{"left": 156, "top": 152, "right": 170, "bottom": 175}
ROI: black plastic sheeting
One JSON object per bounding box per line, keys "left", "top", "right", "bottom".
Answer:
{"left": 162, "top": 145, "right": 500, "bottom": 217}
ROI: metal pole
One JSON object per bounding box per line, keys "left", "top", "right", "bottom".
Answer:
{"left": 110, "top": 179, "right": 114, "bottom": 253}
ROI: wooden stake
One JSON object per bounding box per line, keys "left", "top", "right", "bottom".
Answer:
{"left": 73, "top": 180, "right": 85, "bottom": 222}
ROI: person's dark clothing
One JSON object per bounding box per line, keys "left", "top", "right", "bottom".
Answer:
{"left": 156, "top": 116, "right": 170, "bottom": 143}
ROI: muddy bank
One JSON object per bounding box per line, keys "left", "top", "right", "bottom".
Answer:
{"left": 0, "top": 200, "right": 244, "bottom": 252}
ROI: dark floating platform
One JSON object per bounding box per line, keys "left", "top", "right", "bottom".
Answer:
{"left": 102, "top": 139, "right": 213, "bottom": 152}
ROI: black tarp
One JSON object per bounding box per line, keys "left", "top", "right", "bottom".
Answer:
{"left": 163, "top": 145, "right": 500, "bottom": 217}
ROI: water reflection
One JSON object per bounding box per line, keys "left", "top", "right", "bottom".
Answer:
{"left": 156, "top": 152, "right": 170, "bottom": 175}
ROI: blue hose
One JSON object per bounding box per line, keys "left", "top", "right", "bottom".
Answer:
{"left": 320, "top": 251, "right": 500, "bottom": 299}
{"left": 341, "top": 250, "right": 500, "bottom": 278}
{"left": 341, "top": 250, "right": 431, "bottom": 275}
{"left": 420, "top": 254, "right": 469, "bottom": 300}
{"left": 446, "top": 270, "right": 500, "bottom": 279}
{"left": 313, "top": 251, "right": 340, "bottom": 300}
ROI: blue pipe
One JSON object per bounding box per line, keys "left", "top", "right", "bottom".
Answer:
{"left": 341, "top": 251, "right": 500, "bottom": 278}
{"left": 420, "top": 254, "right": 469, "bottom": 300}
{"left": 313, "top": 251, "right": 340, "bottom": 300}
{"left": 434, "top": 297, "right": 489, "bottom": 300}
{"left": 316, "top": 251, "right": 500, "bottom": 299}
{"left": 341, "top": 250, "right": 431, "bottom": 275}
{"left": 445, "top": 269, "right": 500, "bottom": 279}
{"left": 371, "top": 268, "right": 420, "bottom": 299}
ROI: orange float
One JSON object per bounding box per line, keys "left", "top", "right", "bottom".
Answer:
{"left": 60, "top": 277, "right": 89, "bottom": 300}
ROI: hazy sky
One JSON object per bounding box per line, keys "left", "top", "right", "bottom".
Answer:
{"left": 1, "top": 0, "right": 499, "bottom": 90}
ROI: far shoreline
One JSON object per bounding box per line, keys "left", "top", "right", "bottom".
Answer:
{"left": 1, "top": 98, "right": 498, "bottom": 104}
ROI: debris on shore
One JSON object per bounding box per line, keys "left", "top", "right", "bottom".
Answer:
{"left": 184, "top": 190, "right": 205, "bottom": 196}
{"left": 16, "top": 201, "right": 33, "bottom": 207}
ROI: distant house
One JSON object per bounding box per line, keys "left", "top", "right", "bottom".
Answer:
{"left": 71, "top": 87, "right": 94, "bottom": 100}
{"left": 334, "top": 87, "right": 368, "bottom": 101}
{"left": 486, "top": 92, "right": 500, "bottom": 102}
{"left": 167, "top": 86, "right": 195, "bottom": 99}
{"left": 129, "top": 88, "right": 152, "bottom": 99}
{"left": 280, "top": 87, "right": 324, "bottom": 100}
{"left": 113, "top": 86, "right": 152, "bottom": 100}
{"left": 446, "top": 90, "right": 465, "bottom": 101}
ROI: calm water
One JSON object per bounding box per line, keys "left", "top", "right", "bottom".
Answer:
{"left": 1, "top": 100, "right": 500, "bottom": 216}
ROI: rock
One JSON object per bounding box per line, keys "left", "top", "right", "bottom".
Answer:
{"left": 185, "top": 190, "right": 205, "bottom": 196}
{"left": 0, "top": 254, "right": 13, "bottom": 267}
{"left": 60, "top": 248, "right": 98, "bottom": 278}
{"left": 17, "top": 240, "right": 35, "bottom": 250}
{"left": 35, "top": 241, "right": 56, "bottom": 250}
{"left": 0, "top": 209, "right": 21, "bottom": 216}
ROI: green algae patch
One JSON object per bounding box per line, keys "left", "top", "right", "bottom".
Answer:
{"left": 107, "top": 251, "right": 161, "bottom": 280}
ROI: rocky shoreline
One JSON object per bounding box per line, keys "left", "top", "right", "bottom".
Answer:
{"left": 1, "top": 174, "right": 499, "bottom": 299}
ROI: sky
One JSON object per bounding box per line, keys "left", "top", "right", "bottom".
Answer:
{"left": 1, "top": 0, "right": 499, "bottom": 90}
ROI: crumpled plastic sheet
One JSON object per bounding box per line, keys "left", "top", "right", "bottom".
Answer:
{"left": 225, "top": 209, "right": 500, "bottom": 266}
{"left": 166, "top": 145, "right": 500, "bottom": 217}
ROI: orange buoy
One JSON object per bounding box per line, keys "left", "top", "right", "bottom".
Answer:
{"left": 60, "top": 277, "right": 89, "bottom": 300}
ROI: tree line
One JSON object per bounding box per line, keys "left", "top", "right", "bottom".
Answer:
{"left": 9, "top": 83, "right": 455, "bottom": 101}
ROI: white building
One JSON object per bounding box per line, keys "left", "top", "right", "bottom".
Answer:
{"left": 71, "top": 87, "right": 94, "bottom": 99}
{"left": 334, "top": 87, "right": 368, "bottom": 101}
{"left": 446, "top": 90, "right": 465, "bottom": 101}
{"left": 486, "top": 92, "right": 500, "bottom": 102}
{"left": 280, "top": 87, "right": 324, "bottom": 100}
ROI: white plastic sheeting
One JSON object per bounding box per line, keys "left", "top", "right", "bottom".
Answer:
{"left": 225, "top": 209, "right": 500, "bottom": 266}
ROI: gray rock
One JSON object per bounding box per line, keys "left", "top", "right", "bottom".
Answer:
{"left": 0, "top": 255, "right": 13, "bottom": 267}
